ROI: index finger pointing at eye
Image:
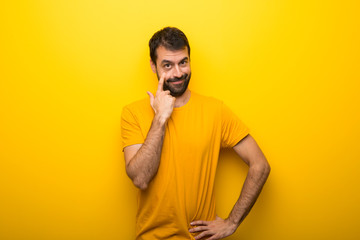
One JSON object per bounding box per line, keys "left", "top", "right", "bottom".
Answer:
{"left": 157, "top": 72, "right": 166, "bottom": 93}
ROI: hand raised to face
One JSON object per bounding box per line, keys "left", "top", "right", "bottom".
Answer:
{"left": 147, "top": 72, "right": 176, "bottom": 122}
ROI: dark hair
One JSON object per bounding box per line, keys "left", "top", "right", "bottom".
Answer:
{"left": 149, "top": 27, "right": 190, "bottom": 65}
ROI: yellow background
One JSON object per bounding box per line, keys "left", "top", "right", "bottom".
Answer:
{"left": 1, "top": 1, "right": 359, "bottom": 239}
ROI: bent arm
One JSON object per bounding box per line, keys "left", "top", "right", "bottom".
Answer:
{"left": 227, "top": 134, "right": 271, "bottom": 227}
{"left": 124, "top": 114, "right": 167, "bottom": 190}
{"left": 188, "top": 134, "right": 271, "bottom": 239}
{"left": 124, "top": 72, "right": 174, "bottom": 191}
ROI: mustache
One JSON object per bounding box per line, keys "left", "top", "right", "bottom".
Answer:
{"left": 167, "top": 74, "right": 188, "bottom": 82}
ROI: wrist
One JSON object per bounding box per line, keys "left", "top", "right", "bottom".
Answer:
{"left": 154, "top": 114, "right": 168, "bottom": 126}
{"left": 225, "top": 217, "right": 240, "bottom": 229}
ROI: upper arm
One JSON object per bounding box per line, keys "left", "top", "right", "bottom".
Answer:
{"left": 124, "top": 144, "right": 142, "bottom": 167}
{"left": 232, "top": 134, "right": 269, "bottom": 168}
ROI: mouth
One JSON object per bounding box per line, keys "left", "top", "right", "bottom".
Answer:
{"left": 167, "top": 74, "right": 187, "bottom": 85}
{"left": 170, "top": 79, "right": 184, "bottom": 85}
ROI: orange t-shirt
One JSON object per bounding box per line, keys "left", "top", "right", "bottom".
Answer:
{"left": 121, "top": 91, "right": 249, "bottom": 240}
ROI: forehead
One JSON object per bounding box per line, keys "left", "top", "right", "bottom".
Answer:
{"left": 156, "top": 45, "right": 189, "bottom": 63}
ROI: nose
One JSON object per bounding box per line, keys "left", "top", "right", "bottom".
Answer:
{"left": 173, "top": 65, "right": 182, "bottom": 78}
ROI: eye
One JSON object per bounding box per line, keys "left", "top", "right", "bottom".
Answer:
{"left": 163, "top": 63, "right": 171, "bottom": 69}
{"left": 180, "top": 60, "right": 187, "bottom": 66}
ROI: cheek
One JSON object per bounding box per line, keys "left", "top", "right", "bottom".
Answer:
{"left": 182, "top": 66, "right": 191, "bottom": 74}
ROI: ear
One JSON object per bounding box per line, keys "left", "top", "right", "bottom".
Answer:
{"left": 150, "top": 59, "right": 156, "bottom": 74}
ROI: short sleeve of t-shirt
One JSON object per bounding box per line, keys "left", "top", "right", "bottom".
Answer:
{"left": 221, "top": 102, "right": 250, "bottom": 148}
{"left": 121, "top": 106, "right": 145, "bottom": 151}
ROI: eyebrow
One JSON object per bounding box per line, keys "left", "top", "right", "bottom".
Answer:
{"left": 161, "top": 57, "right": 188, "bottom": 65}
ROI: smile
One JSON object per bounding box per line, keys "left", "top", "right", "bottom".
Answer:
{"left": 171, "top": 80, "right": 184, "bottom": 85}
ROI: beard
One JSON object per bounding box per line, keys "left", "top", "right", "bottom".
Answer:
{"left": 156, "top": 71, "right": 191, "bottom": 97}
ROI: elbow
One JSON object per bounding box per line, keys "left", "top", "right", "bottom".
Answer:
{"left": 133, "top": 177, "right": 149, "bottom": 191}
{"left": 126, "top": 165, "right": 149, "bottom": 191}
{"left": 252, "top": 158, "right": 271, "bottom": 178}
{"left": 260, "top": 157, "right": 271, "bottom": 175}
{"left": 264, "top": 161, "right": 271, "bottom": 177}
{"left": 262, "top": 159, "right": 271, "bottom": 179}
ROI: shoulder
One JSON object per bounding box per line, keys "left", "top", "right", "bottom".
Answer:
{"left": 123, "top": 97, "right": 150, "bottom": 112}
{"left": 192, "top": 92, "right": 224, "bottom": 113}
{"left": 122, "top": 97, "right": 152, "bottom": 119}
{"left": 191, "top": 91, "right": 223, "bottom": 107}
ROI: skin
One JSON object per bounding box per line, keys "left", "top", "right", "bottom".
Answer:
{"left": 189, "top": 135, "right": 270, "bottom": 239}
{"left": 124, "top": 72, "right": 175, "bottom": 190}
{"left": 123, "top": 45, "right": 271, "bottom": 239}
{"left": 123, "top": 46, "right": 191, "bottom": 190}
{"left": 151, "top": 45, "right": 192, "bottom": 107}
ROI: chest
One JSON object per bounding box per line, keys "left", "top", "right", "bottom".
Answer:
{"left": 163, "top": 109, "right": 221, "bottom": 156}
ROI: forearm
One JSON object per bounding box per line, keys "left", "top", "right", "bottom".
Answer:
{"left": 126, "top": 114, "right": 167, "bottom": 190}
{"left": 227, "top": 161, "right": 271, "bottom": 226}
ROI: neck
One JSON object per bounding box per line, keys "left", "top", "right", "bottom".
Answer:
{"left": 174, "top": 89, "right": 191, "bottom": 108}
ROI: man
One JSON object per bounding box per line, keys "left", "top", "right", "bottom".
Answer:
{"left": 121, "top": 27, "right": 270, "bottom": 240}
